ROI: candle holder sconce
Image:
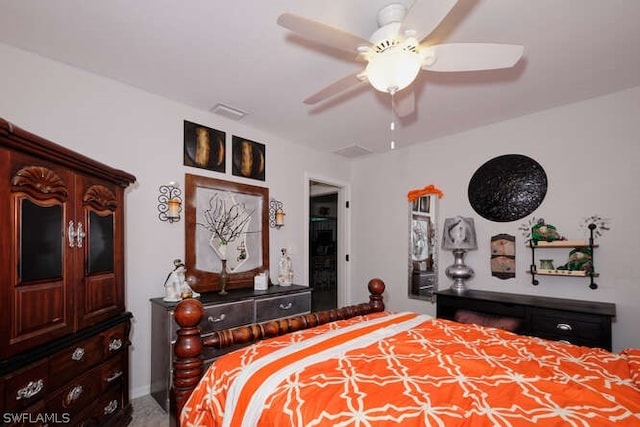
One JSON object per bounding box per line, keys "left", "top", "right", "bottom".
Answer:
{"left": 269, "top": 198, "right": 285, "bottom": 229}
{"left": 158, "top": 182, "right": 182, "bottom": 223}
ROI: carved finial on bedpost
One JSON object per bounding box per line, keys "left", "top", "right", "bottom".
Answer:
{"left": 368, "top": 278, "right": 385, "bottom": 312}
{"left": 170, "top": 298, "right": 204, "bottom": 426}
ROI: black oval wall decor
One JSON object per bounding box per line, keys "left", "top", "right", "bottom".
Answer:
{"left": 468, "top": 154, "right": 547, "bottom": 222}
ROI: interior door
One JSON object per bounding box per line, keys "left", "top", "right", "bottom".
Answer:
{"left": 309, "top": 186, "right": 339, "bottom": 312}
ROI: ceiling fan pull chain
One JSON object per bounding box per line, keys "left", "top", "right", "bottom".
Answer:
{"left": 390, "top": 90, "right": 396, "bottom": 150}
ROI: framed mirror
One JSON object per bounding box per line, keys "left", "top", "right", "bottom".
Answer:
{"left": 408, "top": 186, "right": 441, "bottom": 301}
{"left": 185, "top": 173, "right": 269, "bottom": 293}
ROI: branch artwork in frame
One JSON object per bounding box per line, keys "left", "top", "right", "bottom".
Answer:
{"left": 232, "top": 135, "right": 265, "bottom": 181}
{"left": 183, "top": 120, "right": 226, "bottom": 173}
{"left": 185, "top": 174, "right": 269, "bottom": 292}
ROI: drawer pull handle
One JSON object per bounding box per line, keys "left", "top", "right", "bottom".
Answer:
{"left": 16, "top": 379, "right": 44, "bottom": 400}
{"left": 556, "top": 323, "right": 573, "bottom": 331}
{"left": 76, "top": 222, "right": 86, "bottom": 248}
{"left": 109, "top": 338, "right": 123, "bottom": 352}
{"left": 64, "top": 385, "right": 83, "bottom": 407}
{"left": 71, "top": 347, "right": 85, "bottom": 361}
{"left": 208, "top": 313, "right": 226, "bottom": 323}
{"left": 104, "top": 399, "right": 119, "bottom": 415}
{"left": 107, "top": 370, "right": 123, "bottom": 383}
{"left": 68, "top": 220, "right": 76, "bottom": 248}
{"left": 279, "top": 302, "right": 293, "bottom": 310}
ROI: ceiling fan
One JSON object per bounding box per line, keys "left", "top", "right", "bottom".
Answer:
{"left": 277, "top": 0, "right": 524, "bottom": 117}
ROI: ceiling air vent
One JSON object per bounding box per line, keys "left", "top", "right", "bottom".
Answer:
{"left": 334, "top": 145, "right": 373, "bottom": 158}
{"left": 210, "top": 103, "right": 247, "bottom": 121}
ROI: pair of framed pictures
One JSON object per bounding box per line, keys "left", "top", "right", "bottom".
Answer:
{"left": 183, "top": 120, "right": 265, "bottom": 181}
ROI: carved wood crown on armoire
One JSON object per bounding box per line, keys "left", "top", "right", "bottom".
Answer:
{"left": 0, "top": 118, "right": 136, "bottom": 426}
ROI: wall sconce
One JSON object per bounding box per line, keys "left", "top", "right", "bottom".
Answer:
{"left": 158, "top": 182, "right": 182, "bottom": 223}
{"left": 442, "top": 216, "right": 478, "bottom": 293}
{"left": 269, "top": 198, "right": 285, "bottom": 229}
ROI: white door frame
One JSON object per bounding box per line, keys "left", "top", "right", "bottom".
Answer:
{"left": 304, "top": 173, "right": 351, "bottom": 308}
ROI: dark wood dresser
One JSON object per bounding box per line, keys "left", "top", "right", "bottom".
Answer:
{"left": 0, "top": 118, "right": 135, "bottom": 425}
{"left": 150, "top": 285, "right": 312, "bottom": 411}
{"left": 436, "top": 289, "right": 616, "bottom": 351}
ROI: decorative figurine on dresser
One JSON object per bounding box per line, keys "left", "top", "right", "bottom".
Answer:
{"left": 163, "top": 259, "right": 200, "bottom": 301}
{"left": 0, "top": 118, "right": 136, "bottom": 425}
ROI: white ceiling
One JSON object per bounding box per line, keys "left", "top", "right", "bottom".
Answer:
{"left": 1, "top": 0, "right": 639, "bottom": 156}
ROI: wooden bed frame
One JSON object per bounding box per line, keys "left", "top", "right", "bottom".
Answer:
{"left": 169, "top": 278, "right": 386, "bottom": 425}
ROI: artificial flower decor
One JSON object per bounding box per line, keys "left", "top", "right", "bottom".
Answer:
{"left": 407, "top": 184, "right": 444, "bottom": 202}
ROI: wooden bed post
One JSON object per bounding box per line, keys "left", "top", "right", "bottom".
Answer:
{"left": 170, "top": 278, "right": 385, "bottom": 425}
{"left": 170, "top": 297, "right": 204, "bottom": 427}
{"left": 367, "top": 278, "right": 385, "bottom": 312}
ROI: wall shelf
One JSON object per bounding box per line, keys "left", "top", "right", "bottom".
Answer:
{"left": 528, "top": 223, "right": 599, "bottom": 289}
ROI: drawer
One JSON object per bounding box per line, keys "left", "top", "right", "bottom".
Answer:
{"left": 196, "top": 300, "right": 256, "bottom": 337}
{"left": 4, "top": 359, "right": 48, "bottom": 411}
{"left": 102, "top": 323, "right": 128, "bottom": 358}
{"left": 256, "top": 292, "right": 311, "bottom": 323}
{"left": 96, "top": 383, "right": 124, "bottom": 423}
{"left": 529, "top": 308, "right": 605, "bottom": 340}
{"left": 46, "top": 368, "right": 100, "bottom": 416}
{"left": 438, "top": 295, "right": 526, "bottom": 319}
{"left": 49, "top": 334, "right": 103, "bottom": 390}
{"left": 170, "top": 300, "right": 256, "bottom": 340}
{"left": 100, "top": 352, "right": 126, "bottom": 392}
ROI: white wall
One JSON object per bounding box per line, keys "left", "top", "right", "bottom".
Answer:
{"left": 350, "top": 86, "right": 640, "bottom": 352}
{"left": 0, "top": 43, "right": 352, "bottom": 397}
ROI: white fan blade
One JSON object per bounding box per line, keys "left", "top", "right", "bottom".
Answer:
{"left": 304, "top": 72, "right": 366, "bottom": 105}
{"left": 421, "top": 43, "right": 524, "bottom": 72}
{"left": 402, "top": 0, "right": 459, "bottom": 42}
{"left": 278, "top": 13, "right": 371, "bottom": 54}
{"left": 393, "top": 89, "right": 415, "bottom": 118}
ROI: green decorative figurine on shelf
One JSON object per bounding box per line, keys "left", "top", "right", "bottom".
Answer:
{"left": 531, "top": 218, "right": 564, "bottom": 243}
{"left": 557, "top": 247, "right": 594, "bottom": 273}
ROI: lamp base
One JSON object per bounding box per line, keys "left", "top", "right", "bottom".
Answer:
{"left": 445, "top": 249, "right": 475, "bottom": 293}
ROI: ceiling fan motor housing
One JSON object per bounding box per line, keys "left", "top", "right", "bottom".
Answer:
{"left": 366, "top": 15, "right": 421, "bottom": 94}
{"left": 376, "top": 3, "right": 407, "bottom": 27}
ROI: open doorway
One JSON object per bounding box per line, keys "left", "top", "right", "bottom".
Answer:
{"left": 308, "top": 181, "right": 341, "bottom": 312}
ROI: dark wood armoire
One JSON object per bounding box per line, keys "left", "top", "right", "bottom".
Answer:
{"left": 0, "top": 118, "right": 135, "bottom": 426}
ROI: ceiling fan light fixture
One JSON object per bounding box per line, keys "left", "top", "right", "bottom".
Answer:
{"left": 365, "top": 47, "right": 421, "bottom": 93}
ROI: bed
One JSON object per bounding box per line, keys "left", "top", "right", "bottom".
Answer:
{"left": 170, "top": 279, "right": 640, "bottom": 426}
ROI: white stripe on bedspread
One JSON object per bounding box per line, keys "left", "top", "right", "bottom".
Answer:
{"left": 221, "top": 312, "right": 433, "bottom": 427}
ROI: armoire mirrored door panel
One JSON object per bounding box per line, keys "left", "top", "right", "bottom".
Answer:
{"left": 19, "top": 198, "right": 64, "bottom": 282}
{"left": 87, "top": 210, "right": 114, "bottom": 274}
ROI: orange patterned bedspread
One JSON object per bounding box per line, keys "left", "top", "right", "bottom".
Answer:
{"left": 181, "top": 312, "right": 640, "bottom": 426}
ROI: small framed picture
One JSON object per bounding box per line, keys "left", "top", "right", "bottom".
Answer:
{"left": 183, "top": 120, "right": 226, "bottom": 173}
{"left": 491, "top": 233, "right": 516, "bottom": 280}
{"left": 232, "top": 136, "right": 265, "bottom": 181}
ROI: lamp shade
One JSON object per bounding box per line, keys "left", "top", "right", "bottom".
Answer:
{"left": 366, "top": 47, "right": 421, "bottom": 93}
{"left": 442, "top": 216, "right": 477, "bottom": 251}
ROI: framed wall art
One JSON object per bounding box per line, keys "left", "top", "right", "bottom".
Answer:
{"left": 468, "top": 154, "right": 547, "bottom": 222}
{"left": 490, "top": 233, "right": 516, "bottom": 280}
{"left": 185, "top": 173, "right": 269, "bottom": 292}
{"left": 232, "top": 135, "right": 265, "bottom": 181}
{"left": 183, "top": 120, "right": 226, "bottom": 173}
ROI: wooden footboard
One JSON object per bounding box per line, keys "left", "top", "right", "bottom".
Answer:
{"left": 170, "top": 278, "right": 385, "bottom": 426}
